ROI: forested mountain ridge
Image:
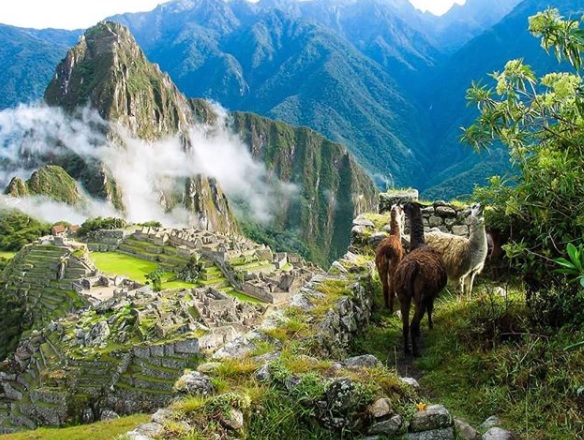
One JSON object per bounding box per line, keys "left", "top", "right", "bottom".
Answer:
{"left": 1, "top": 22, "right": 378, "bottom": 266}
{"left": 1, "top": 0, "right": 583, "bottom": 198}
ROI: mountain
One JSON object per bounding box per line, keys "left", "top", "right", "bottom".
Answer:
{"left": 0, "top": 25, "right": 80, "bottom": 109}
{"left": 41, "top": 22, "right": 238, "bottom": 233}
{"left": 1, "top": 0, "right": 576, "bottom": 201}
{"left": 427, "top": 0, "right": 523, "bottom": 50}
{"left": 5, "top": 165, "right": 83, "bottom": 205}
{"left": 2, "top": 22, "right": 378, "bottom": 266}
{"left": 421, "top": 0, "right": 584, "bottom": 199}
{"left": 111, "top": 0, "right": 433, "bottom": 187}
{"left": 229, "top": 109, "right": 378, "bottom": 264}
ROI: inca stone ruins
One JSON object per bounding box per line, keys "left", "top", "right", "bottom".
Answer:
{"left": 0, "top": 225, "right": 322, "bottom": 432}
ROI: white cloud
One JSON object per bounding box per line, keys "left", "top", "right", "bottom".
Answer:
{"left": 0, "top": 103, "right": 296, "bottom": 228}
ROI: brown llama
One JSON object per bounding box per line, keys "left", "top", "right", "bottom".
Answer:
{"left": 375, "top": 204, "right": 404, "bottom": 311}
{"left": 394, "top": 201, "right": 447, "bottom": 356}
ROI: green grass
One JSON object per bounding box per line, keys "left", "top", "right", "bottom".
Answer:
{"left": 0, "top": 251, "right": 16, "bottom": 259}
{"left": 89, "top": 251, "right": 194, "bottom": 289}
{"left": 353, "top": 279, "right": 584, "bottom": 440}
{"left": 0, "top": 414, "right": 149, "bottom": 440}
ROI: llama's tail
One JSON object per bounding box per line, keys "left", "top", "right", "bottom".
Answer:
{"left": 400, "top": 261, "right": 420, "bottom": 300}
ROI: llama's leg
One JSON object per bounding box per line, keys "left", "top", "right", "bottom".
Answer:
{"left": 458, "top": 277, "right": 464, "bottom": 296}
{"left": 388, "top": 266, "right": 396, "bottom": 313}
{"left": 400, "top": 299, "right": 411, "bottom": 354}
{"left": 411, "top": 304, "right": 425, "bottom": 357}
{"left": 426, "top": 299, "right": 434, "bottom": 330}
{"left": 466, "top": 272, "right": 477, "bottom": 297}
{"left": 380, "top": 264, "right": 390, "bottom": 309}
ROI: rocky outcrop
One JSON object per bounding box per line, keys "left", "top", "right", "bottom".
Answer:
{"left": 42, "top": 21, "right": 237, "bottom": 233}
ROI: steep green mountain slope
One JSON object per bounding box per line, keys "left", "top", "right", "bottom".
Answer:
{"left": 0, "top": 25, "right": 80, "bottom": 109}
{"left": 421, "top": 0, "right": 584, "bottom": 199}
{"left": 4, "top": 165, "right": 83, "bottom": 205}
{"left": 111, "top": 0, "right": 433, "bottom": 186}
{"left": 229, "top": 110, "right": 378, "bottom": 266}
{"left": 43, "top": 22, "right": 237, "bottom": 234}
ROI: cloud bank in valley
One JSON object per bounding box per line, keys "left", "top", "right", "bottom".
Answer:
{"left": 0, "top": 103, "right": 296, "bottom": 228}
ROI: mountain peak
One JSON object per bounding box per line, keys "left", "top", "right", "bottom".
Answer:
{"left": 44, "top": 21, "right": 193, "bottom": 140}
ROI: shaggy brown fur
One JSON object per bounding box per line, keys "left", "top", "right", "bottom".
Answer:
{"left": 394, "top": 201, "right": 447, "bottom": 356}
{"left": 375, "top": 205, "right": 404, "bottom": 311}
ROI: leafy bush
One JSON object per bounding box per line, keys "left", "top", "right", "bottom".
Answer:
{"left": 0, "top": 209, "right": 51, "bottom": 251}
{"left": 463, "top": 9, "right": 584, "bottom": 326}
{"left": 77, "top": 217, "right": 127, "bottom": 236}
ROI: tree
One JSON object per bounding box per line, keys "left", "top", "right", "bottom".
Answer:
{"left": 145, "top": 267, "right": 164, "bottom": 292}
{"left": 462, "top": 8, "right": 584, "bottom": 326}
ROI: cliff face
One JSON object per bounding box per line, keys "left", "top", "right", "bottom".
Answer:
{"left": 44, "top": 22, "right": 193, "bottom": 140}
{"left": 41, "top": 22, "right": 237, "bottom": 234}
{"left": 230, "top": 111, "right": 378, "bottom": 266}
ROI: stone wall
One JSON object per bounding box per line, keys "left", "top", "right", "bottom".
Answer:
{"left": 379, "top": 190, "right": 472, "bottom": 238}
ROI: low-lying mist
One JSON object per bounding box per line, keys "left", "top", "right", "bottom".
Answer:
{"left": 0, "top": 103, "right": 297, "bottom": 228}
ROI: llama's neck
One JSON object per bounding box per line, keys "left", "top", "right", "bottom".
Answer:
{"left": 389, "top": 211, "right": 401, "bottom": 236}
{"left": 408, "top": 210, "right": 425, "bottom": 250}
{"left": 469, "top": 216, "right": 488, "bottom": 254}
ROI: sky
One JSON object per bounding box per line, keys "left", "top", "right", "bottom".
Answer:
{"left": 0, "top": 0, "right": 466, "bottom": 30}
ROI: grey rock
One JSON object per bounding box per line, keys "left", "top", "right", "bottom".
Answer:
{"left": 174, "top": 371, "right": 215, "bottom": 397}
{"left": 211, "top": 331, "right": 271, "bottom": 360}
{"left": 85, "top": 321, "right": 110, "bottom": 346}
{"left": 125, "top": 431, "right": 153, "bottom": 440}
{"left": 151, "top": 408, "right": 172, "bottom": 425}
{"left": 135, "top": 422, "right": 164, "bottom": 437}
{"left": 254, "top": 364, "right": 271, "bottom": 382}
{"left": 100, "top": 409, "right": 119, "bottom": 420}
{"left": 400, "top": 377, "right": 420, "bottom": 389}
{"left": 251, "top": 351, "right": 281, "bottom": 364}
{"left": 3, "top": 383, "right": 23, "bottom": 400}
{"left": 407, "top": 427, "right": 455, "bottom": 440}
{"left": 343, "top": 251, "right": 360, "bottom": 262}
{"left": 343, "top": 354, "right": 381, "bottom": 369}
{"left": 174, "top": 339, "right": 199, "bottom": 354}
{"left": 369, "top": 414, "right": 403, "bottom": 435}
{"left": 411, "top": 405, "right": 453, "bottom": 432}
{"left": 331, "top": 261, "right": 349, "bottom": 274}
{"left": 455, "top": 418, "right": 481, "bottom": 440}
{"left": 435, "top": 206, "right": 457, "bottom": 218}
{"left": 221, "top": 408, "right": 244, "bottom": 431}
{"left": 481, "top": 416, "right": 502, "bottom": 430}
{"left": 482, "top": 427, "right": 514, "bottom": 440}
{"left": 353, "top": 218, "right": 375, "bottom": 228}
{"left": 289, "top": 294, "right": 314, "bottom": 311}
{"left": 369, "top": 398, "right": 393, "bottom": 419}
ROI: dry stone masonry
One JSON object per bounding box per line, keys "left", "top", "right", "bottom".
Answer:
{"left": 0, "top": 226, "right": 322, "bottom": 433}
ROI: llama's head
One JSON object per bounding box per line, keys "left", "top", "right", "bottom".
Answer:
{"left": 390, "top": 204, "right": 405, "bottom": 231}
{"left": 470, "top": 202, "right": 483, "bottom": 215}
{"left": 402, "top": 201, "right": 426, "bottom": 220}
{"left": 469, "top": 203, "right": 485, "bottom": 226}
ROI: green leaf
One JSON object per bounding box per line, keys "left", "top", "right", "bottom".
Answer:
{"left": 554, "top": 257, "right": 576, "bottom": 269}
{"left": 565, "top": 340, "right": 584, "bottom": 350}
{"left": 567, "top": 242, "right": 579, "bottom": 263}
{"left": 580, "top": 276, "right": 584, "bottom": 288}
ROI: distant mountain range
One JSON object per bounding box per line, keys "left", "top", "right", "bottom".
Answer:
{"left": 0, "top": 21, "right": 377, "bottom": 266}
{"left": 1, "top": 0, "right": 583, "bottom": 199}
